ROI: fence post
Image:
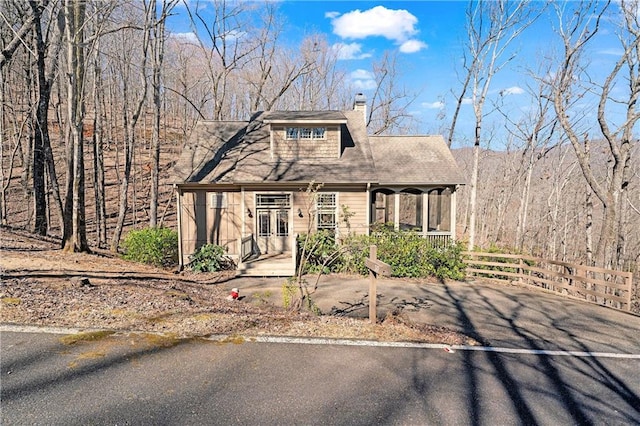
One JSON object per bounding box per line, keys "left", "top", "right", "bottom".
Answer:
{"left": 369, "top": 245, "right": 377, "bottom": 324}
{"left": 626, "top": 272, "right": 633, "bottom": 312}
{"left": 518, "top": 256, "right": 523, "bottom": 285}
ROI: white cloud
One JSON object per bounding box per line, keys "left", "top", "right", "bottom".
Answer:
{"left": 598, "top": 48, "right": 624, "bottom": 56}
{"left": 399, "top": 39, "right": 427, "bottom": 53}
{"left": 330, "top": 6, "right": 418, "bottom": 42}
{"left": 422, "top": 101, "right": 444, "bottom": 109}
{"left": 171, "top": 32, "right": 199, "bottom": 44}
{"left": 500, "top": 86, "right": 525, "bottom": 96}
{"left": 461, "top": 97, "right": 473, "bottom": 105}
{"left": 350, "top": 69, "right": 377, "bottom": 90}
{"left": 325, "top": 11, "right": 340, "bottom": 19}
{"left": 332, "top": 42, "right": 372, "bottom": 60}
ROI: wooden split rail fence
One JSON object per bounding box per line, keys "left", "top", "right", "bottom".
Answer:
{"left": 462, "top": 252, "right": 635, "bottom": 312}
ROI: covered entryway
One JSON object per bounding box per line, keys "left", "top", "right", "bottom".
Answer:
{"left": 254, "top": 193, "right": 292, "bottom": 255}
{"left": 256, "top": 208, "right": 291, "bottom": 254}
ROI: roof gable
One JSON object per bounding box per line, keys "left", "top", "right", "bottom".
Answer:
{"left": 172, "top": 111, "right": 465, "bottom": 186}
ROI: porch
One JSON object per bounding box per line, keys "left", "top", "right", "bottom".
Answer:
{"left": 237, "top": 234, "right": 296, "bottom": 276}
{"left": 234, "top": 232, "right": 454, "bottom": 277}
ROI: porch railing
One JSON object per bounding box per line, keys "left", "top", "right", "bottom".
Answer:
{"left": 241, "top": 234, "right": 254, "bottom": 262}
{"left": 425, "top": 232, "right": 452, "bottom": 248}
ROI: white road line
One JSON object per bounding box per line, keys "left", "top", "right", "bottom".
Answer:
{"left": 3, "top": 325, "right": 639, "bottom": 359}
{"left": 209, "top": 335, "right": 640, "bottom": 359}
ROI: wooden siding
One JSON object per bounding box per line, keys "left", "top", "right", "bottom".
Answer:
{"left": 337, "top": 190, "right": 368, "bottom": 235}
{"left": 180, "top": 189, "right": 241, "bottom": 265}
{"left": 180, "top": 185, "right": 371, "bottom": 266}
{"left": 271, "top": 126, "right": 340, "bottom": 160}
{"left": 291, "top": 189, "right": 369, "bottom": 236}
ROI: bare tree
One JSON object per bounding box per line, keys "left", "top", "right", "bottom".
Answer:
{"left": 551, "top": 0, "right": 639, "bottom": 268}
{"left": 184, "top": 0, "right": 257, "bottom": 120}
{"left": 62, "top": 0, "right": 89, "bottom": 252}
{"left": 110, "top": 0, "right": 153, "bottom": 251}
{"left": 149, "top": 0, "right": 178, "bottom": 228}
{"left": 367, "top": 50, "right": 418, "bottom": 135}
{"left": 29, "top": 0, "right": 65, "bottom": 236}
{"left": 452, "top": 0, "right": 542, "bottom": 250}
{"left": 498, "top": 65, "right": 559, "bottom": 251}
{"left": 287, "top": 35, "right": 349, "bottom": 111}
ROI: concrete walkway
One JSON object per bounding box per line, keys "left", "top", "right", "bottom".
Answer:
{"left": 224, "top": 275, "right": 640, "bottom": 354}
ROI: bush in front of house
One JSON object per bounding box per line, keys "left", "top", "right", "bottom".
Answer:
{"left": 122, "top": 227, "right": 178, "bottom": 267}
{"left": 297, "top": 231, "right": 343, "bottom": 274}
{"left": 188, "top": 243, "right": 235, "bottom": 272}
{"left": 299, "top": 228, "right": 466, "bottom": 280}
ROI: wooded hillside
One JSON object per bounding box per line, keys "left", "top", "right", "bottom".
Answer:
{"left": 1, "top": 0, "right": 638, "bottom": 273}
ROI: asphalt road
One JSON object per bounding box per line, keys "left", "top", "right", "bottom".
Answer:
{"left": 2, "top": 330, "right": 639, "bottom": 425}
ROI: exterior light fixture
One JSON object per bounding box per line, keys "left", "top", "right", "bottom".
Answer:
{"left": 297, "top": 208, "right": 303, "bottom": 218}
{"left": 247, "top": 208, "right": 253, "bottom": 218}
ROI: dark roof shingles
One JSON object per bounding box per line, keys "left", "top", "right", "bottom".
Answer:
{"left": 172, "top": 111, "right": 464, "bottom": 185}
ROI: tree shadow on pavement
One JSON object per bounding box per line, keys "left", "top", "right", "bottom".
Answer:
{"left": 432, "top": 279, "right": 640, "bottom": 425}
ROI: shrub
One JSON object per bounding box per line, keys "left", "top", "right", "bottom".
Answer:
{"left": 122, "top": 227, "right": 178, "bottom": 267}
{"left": 297, "top": 231, "right": 343, "bottom": 274}
{"left": 298, "top": 228, "right": 466, "bottom": 280}
{"left": 188, "top": 243, "right": 235, "bottom": 272}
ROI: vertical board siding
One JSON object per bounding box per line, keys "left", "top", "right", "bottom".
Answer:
{"left": 206, "top": 191, "right": 241, "bottom": 256}
{"left": 181, "top": 189, "right": 241, "bottom": 264}
{"left": 338, "top": 190, "right": 368, "bottom": 235}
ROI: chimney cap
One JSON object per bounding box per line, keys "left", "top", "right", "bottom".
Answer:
{"left": 354, "top": 93, "right": 366, "bottom": 103}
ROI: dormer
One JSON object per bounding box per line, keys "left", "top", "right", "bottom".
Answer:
{"left": 262, "top": 111, "right": 348, "bottom": 160}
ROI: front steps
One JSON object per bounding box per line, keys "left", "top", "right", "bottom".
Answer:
{"left": 237, "top": 254, "right": 296, "bottom": 277}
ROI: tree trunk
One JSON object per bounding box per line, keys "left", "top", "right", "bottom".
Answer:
{"left": 516, "top": 159, "right": 534, "bottom": 251}
{"left": 31, "top": 0, "right": 48, "bottom": 235}
{"left": 62, "top": 0, "right": 88, "bottom": 253}
{"left": 585, "top": 184, "right": 593, "bottom": 266}
{"left": 467, "top": 138, "right": 479, "bottom": 250}
{"left": 92, "top": 44, "right": 106, "bottom": 247}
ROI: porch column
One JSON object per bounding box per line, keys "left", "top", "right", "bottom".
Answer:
{"left": 450, "top": 186, "right": 457, "bottom": 242}
{"left": 422, "top": 191, "right": 429, "bottom": 237}
{"left": 239, "top": 186, "right": 245, "bottom": 268}
{"left": 394, "top": 192, "right": 400, "bottom": 231}
{"left": 175, "top": 186, "right": 184, "bottom": 267}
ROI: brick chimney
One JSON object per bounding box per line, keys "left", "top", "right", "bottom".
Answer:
{"left": 353, "top": 93, "right": 367, "bottom": 123}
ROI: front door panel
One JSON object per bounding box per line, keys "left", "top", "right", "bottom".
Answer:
{"left": 256, "top": 208, "right": 290, "bottom": 254}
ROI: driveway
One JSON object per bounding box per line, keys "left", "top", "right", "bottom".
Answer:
{"left": 226, "top": 275, "right": 640, "bottom": 354}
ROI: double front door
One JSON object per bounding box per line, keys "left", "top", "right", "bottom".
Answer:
{"left": 254, "top": 193, "right": 292, "bottom": 255}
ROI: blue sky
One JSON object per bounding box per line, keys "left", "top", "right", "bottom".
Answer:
{"left": 169, "top": 1, "right": 631, "bottom": 147}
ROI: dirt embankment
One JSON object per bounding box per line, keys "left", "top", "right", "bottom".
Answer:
{"left": 0, "top": 226, "right": 477, "bottom": 345}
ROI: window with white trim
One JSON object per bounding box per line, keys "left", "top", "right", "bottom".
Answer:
{"left": 286, "top": 128, "right": 298, "bottom": 139}
{"left": 256, "top": 194, "right": 291, "bottom": 208}
{"left": 285, "top": 127, "right": 326, "bottom": 140}
{"left": 317, "top": 193, "right": 337, "bottom": 232}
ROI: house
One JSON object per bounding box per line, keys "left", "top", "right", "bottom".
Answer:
{"left": 171, "top": 94, "right": 466, "bottom": 276}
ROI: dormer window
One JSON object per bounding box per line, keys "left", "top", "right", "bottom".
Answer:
{"left": 286, "top": 127, "right": 298, "bottom": 139}
{"left": 286, "top": 127, "right": 326, "bottom": 140}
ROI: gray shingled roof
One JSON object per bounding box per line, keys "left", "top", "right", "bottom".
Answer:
{"left": 369, "top": 135, "right": 466, "bottom": 185}
{"left": 171, "top": 111, "right": 465, "bottom": 186}
{"left": 171, "top": 111, "right": 377, "bottom": 184}
{"left": 262, "top": 110, "right": 347, "bottom": 123}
